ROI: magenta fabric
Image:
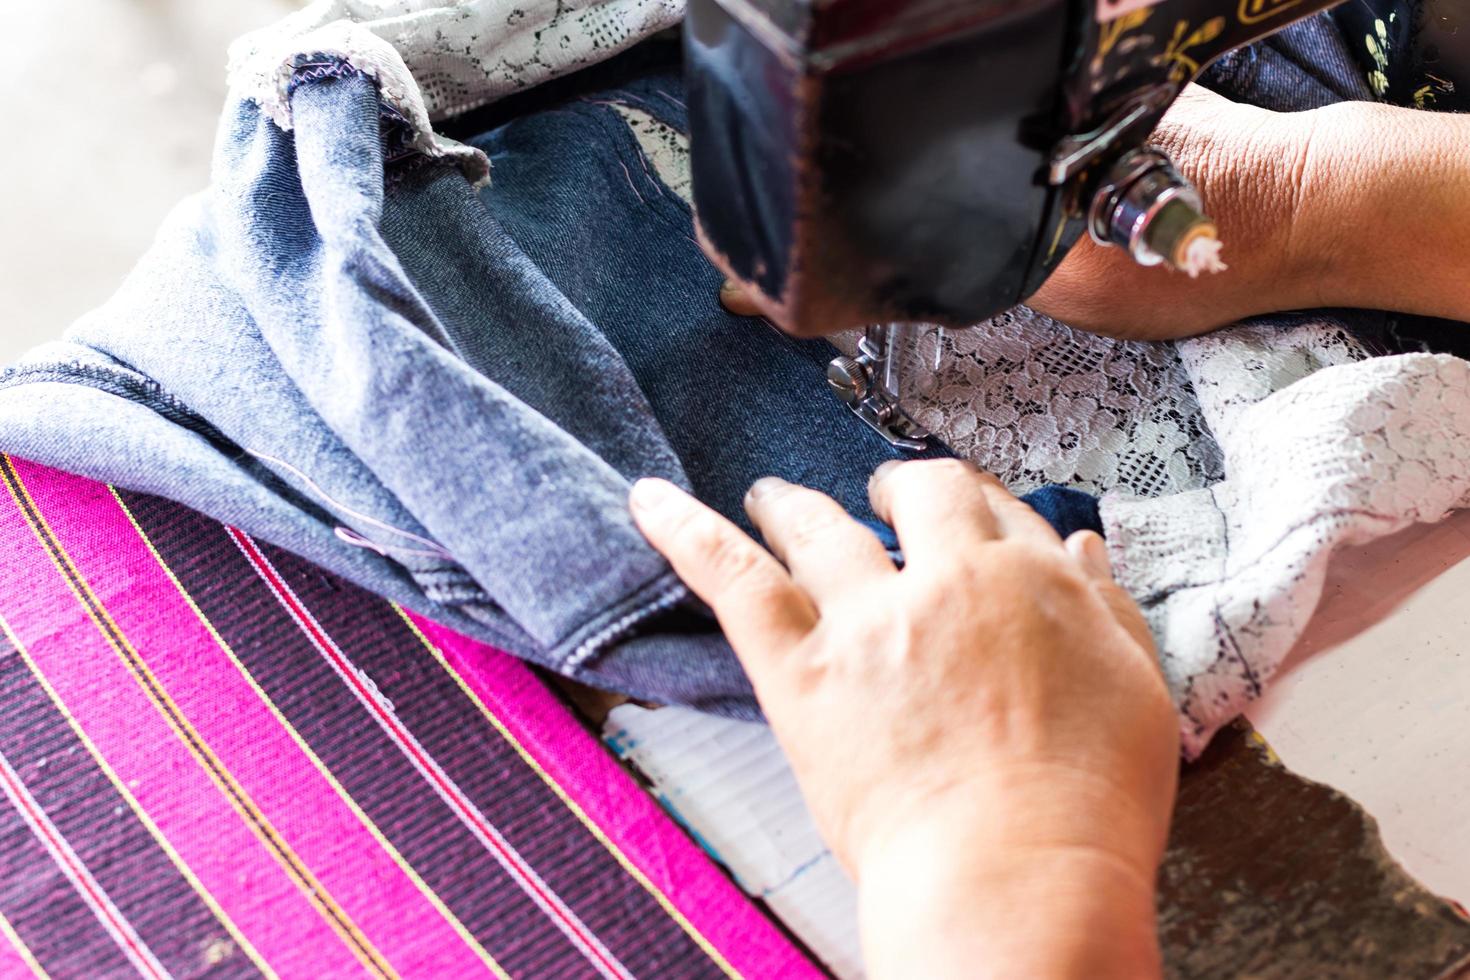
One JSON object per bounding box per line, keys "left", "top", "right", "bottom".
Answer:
{"left": 0, "top": 455, "right": 821, "bottom": 979}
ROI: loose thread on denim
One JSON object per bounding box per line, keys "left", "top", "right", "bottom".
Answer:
{"left": 630, "top": 143, "right": 664, "bottom": 198}
{"left": 246, "top": 448, "right": 454, "bottom": 560}
{"left": 333, "top": 526, "right": 453, "bottom": 561}
{"left": 617, "top": 160, "right": 645, "bottom": 205}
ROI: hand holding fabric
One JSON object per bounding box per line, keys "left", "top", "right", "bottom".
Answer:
{"left": 629, "top": 461, "right": 1177, "bottom": 978}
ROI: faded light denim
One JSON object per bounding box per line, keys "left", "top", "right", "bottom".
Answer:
{"left": 0, "top": 47, "right": 1097, "bottom": 717}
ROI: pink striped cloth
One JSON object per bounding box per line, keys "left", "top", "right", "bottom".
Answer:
{"left": 0, "top": 455, "right": 820, "bottom": 979}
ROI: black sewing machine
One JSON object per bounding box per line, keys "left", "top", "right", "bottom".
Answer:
{"left": 683, "top": 0, "right": 1461, "bottom": 447}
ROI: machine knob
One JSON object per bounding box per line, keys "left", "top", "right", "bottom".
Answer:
{"left": 826, "top": 356, "right": 870, "bottom": 405}
{"left": 1089, "top": 148, "right": 1222, "bottom": 276}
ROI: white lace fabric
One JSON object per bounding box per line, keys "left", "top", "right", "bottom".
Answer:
{"left": 228, "top": 0, "right": 1470, "bottom": 758}
{"left": 880, "top": 312, "right": 1225, "bottom": 498}
{"left": 227, "top": 0, "right": 683, "bottom": 186}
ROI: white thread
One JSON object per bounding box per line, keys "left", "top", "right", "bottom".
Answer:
{"left": 1180, "top": 235, "right": 1228, "bottom": 278}
{"left": 333, "top": 526, "right": 455, "bottom": 561}
{"left": 246, "top": 448, "right": 454, "bottom": 560}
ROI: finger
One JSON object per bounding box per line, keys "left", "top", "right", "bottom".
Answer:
{"left": 744, "top": 477, "right": 895, "bottom": 604}
{"left": 1063, "top": 532, "right": 1156, "bottom": 658}
{"left": 630, "top": 479, "right": 816, "bottom": 662}
{"left": 973, "top": 480, "right": 1064, "bottom": 548}
{"left": 1097, "top": 583, "right": 1157, "bottom": 665}
{"left": 1065, "top": 530, "right": 1114, "bottom": 582}
{"left": 867, "top": 459, "right": 1000, "bottom": 565}
{"left": 719, "top": 279, "right": 765, "bottom": 317}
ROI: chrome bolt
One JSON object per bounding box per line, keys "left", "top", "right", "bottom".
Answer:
{"left": 1089, "top": 148, "right": 1220, "bottom": 273}
{"left": 826, "top": 356, "right": 870, "bottom": 405}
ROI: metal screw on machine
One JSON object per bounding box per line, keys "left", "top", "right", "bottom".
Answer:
{"left": 825, "top": 324, "right": 930, "bottom": 452}
{"left": 825, "top": 356, "right": 870, "bottom": 404}
{"left": 1089, "top": 148, "right": 1224, "bottom": 276}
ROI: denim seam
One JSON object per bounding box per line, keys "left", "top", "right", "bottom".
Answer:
{"left": 558, "top": 571, "right": 692, "bottom": 673}
{"left": 288, "top": 55, "right": 428, "bottom": 181}
{"left": 0, "top": 362, "right": 237, "bottom": 451}
{"left": 417, "top": 574, "right": 487, "bottom": 601}
{"left": 565, "top": 588, "right": 689, "bottom": 673}
{"left": 415, "top": 566, "right": 482, "bottom": 586}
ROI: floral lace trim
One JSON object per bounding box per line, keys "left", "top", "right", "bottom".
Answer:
{"left": 1106, "top": 352, "right": 1470, "bottom": 757}
{"left": 226, "top": 0, "right": 684, "bottom": 186}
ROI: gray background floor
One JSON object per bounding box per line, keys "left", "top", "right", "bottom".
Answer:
{"left": 0, "top": 0, "right": 297, "bottom": 364}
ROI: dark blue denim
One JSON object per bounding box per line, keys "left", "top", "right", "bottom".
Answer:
{"left": 1200, "top": 12, "right": 1376, "bottom": 109}
{"left": 0, "top": 47, "right": 1099, "bottom": 718}
{"left": 384, "top": 70, "right": 952, "bottom": 538}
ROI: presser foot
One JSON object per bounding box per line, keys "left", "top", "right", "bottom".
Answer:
{"left": 843, "top": 398, "right": 931, "bottom": 452}
{"left": 826, "top": 325, "right": 930, "bottom": 452}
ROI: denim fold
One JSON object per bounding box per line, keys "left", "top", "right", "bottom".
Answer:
{"left": 0, "top": 49, "right": 1099, "bottom": 716}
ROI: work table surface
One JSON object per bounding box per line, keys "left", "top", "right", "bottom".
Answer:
{"left": 1249, "top": 508, "right": 1470, "bottom": 909}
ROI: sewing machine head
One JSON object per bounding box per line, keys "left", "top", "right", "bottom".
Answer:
{"left": 684, "top": 0, "right": 1346, "bottom": 447}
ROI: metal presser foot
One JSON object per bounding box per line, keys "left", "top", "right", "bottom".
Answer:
{"left": 826, "top": 324, "right": 930, "bottom": 452}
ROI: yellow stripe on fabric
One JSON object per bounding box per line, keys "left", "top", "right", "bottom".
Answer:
{"left": 0, "top": 908, "right": 48, "bottom": 980}
{"left": 108, "top": 488, "right": 509, "bottom": 980}
{"left": 393, "top": 606, "right": 742, "bottom": 979}
{"left": 0, "top": 458, "right": 396, "bottom": 980}
{"left": 0, "top": 611, "right": 277, "bottom": 980}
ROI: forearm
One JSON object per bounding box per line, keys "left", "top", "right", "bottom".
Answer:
{"left": 1298, "top": 102, "right": 1470, "bottom": 321}
{"left": 855, "top": 782, "right": 1166, "bottom": 980}
{"left": 860, "top": 833, "right": 1161, "bottom": 979}
{"left": 1026, "top": 89, "right": 1470, "bottom": 339}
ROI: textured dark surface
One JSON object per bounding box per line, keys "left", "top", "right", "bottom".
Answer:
{"left": 1161, "top": 721, "right": 1470, "bottom": 978}
{"left": 0, "top": 458, "right": 794, "bottom": 978}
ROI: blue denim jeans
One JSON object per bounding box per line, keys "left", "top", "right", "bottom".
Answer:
{"left": 0, "top": 46, "right": 1097, "bottom": 717}
{"left": 1200, "top": 12, "right": 1376, "bottom": 108}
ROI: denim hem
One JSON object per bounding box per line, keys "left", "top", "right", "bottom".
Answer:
{"left": 417, "top": 567, "right": 496, "bottom": 604}
{"left": 289, "top": 55, "right": 435, "bottom": 181}
{"left": 0, "top": 362, "right": 236, "bottom": 452}
{"left": 557, "top": 570, "right": 693, "bottom": 674}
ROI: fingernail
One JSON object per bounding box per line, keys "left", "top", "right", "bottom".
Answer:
{"left": 630, "top": 478, "right": 674, "bottom": 512}
{"left": 745, "top": 476, "right": 787, "bottom": 505}
{"left": 720, "top": 279, "right": 738, "bottom": 295}
{"left": 869, "top": 460, "right": 903, "bottom": 487}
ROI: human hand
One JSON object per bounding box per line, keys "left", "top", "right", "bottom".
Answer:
{"left": 629, "top": 461, "right": 1178, "bottom": 978}
{"left": 1034, "top": 87, "right": 1470, "bottom": 338}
